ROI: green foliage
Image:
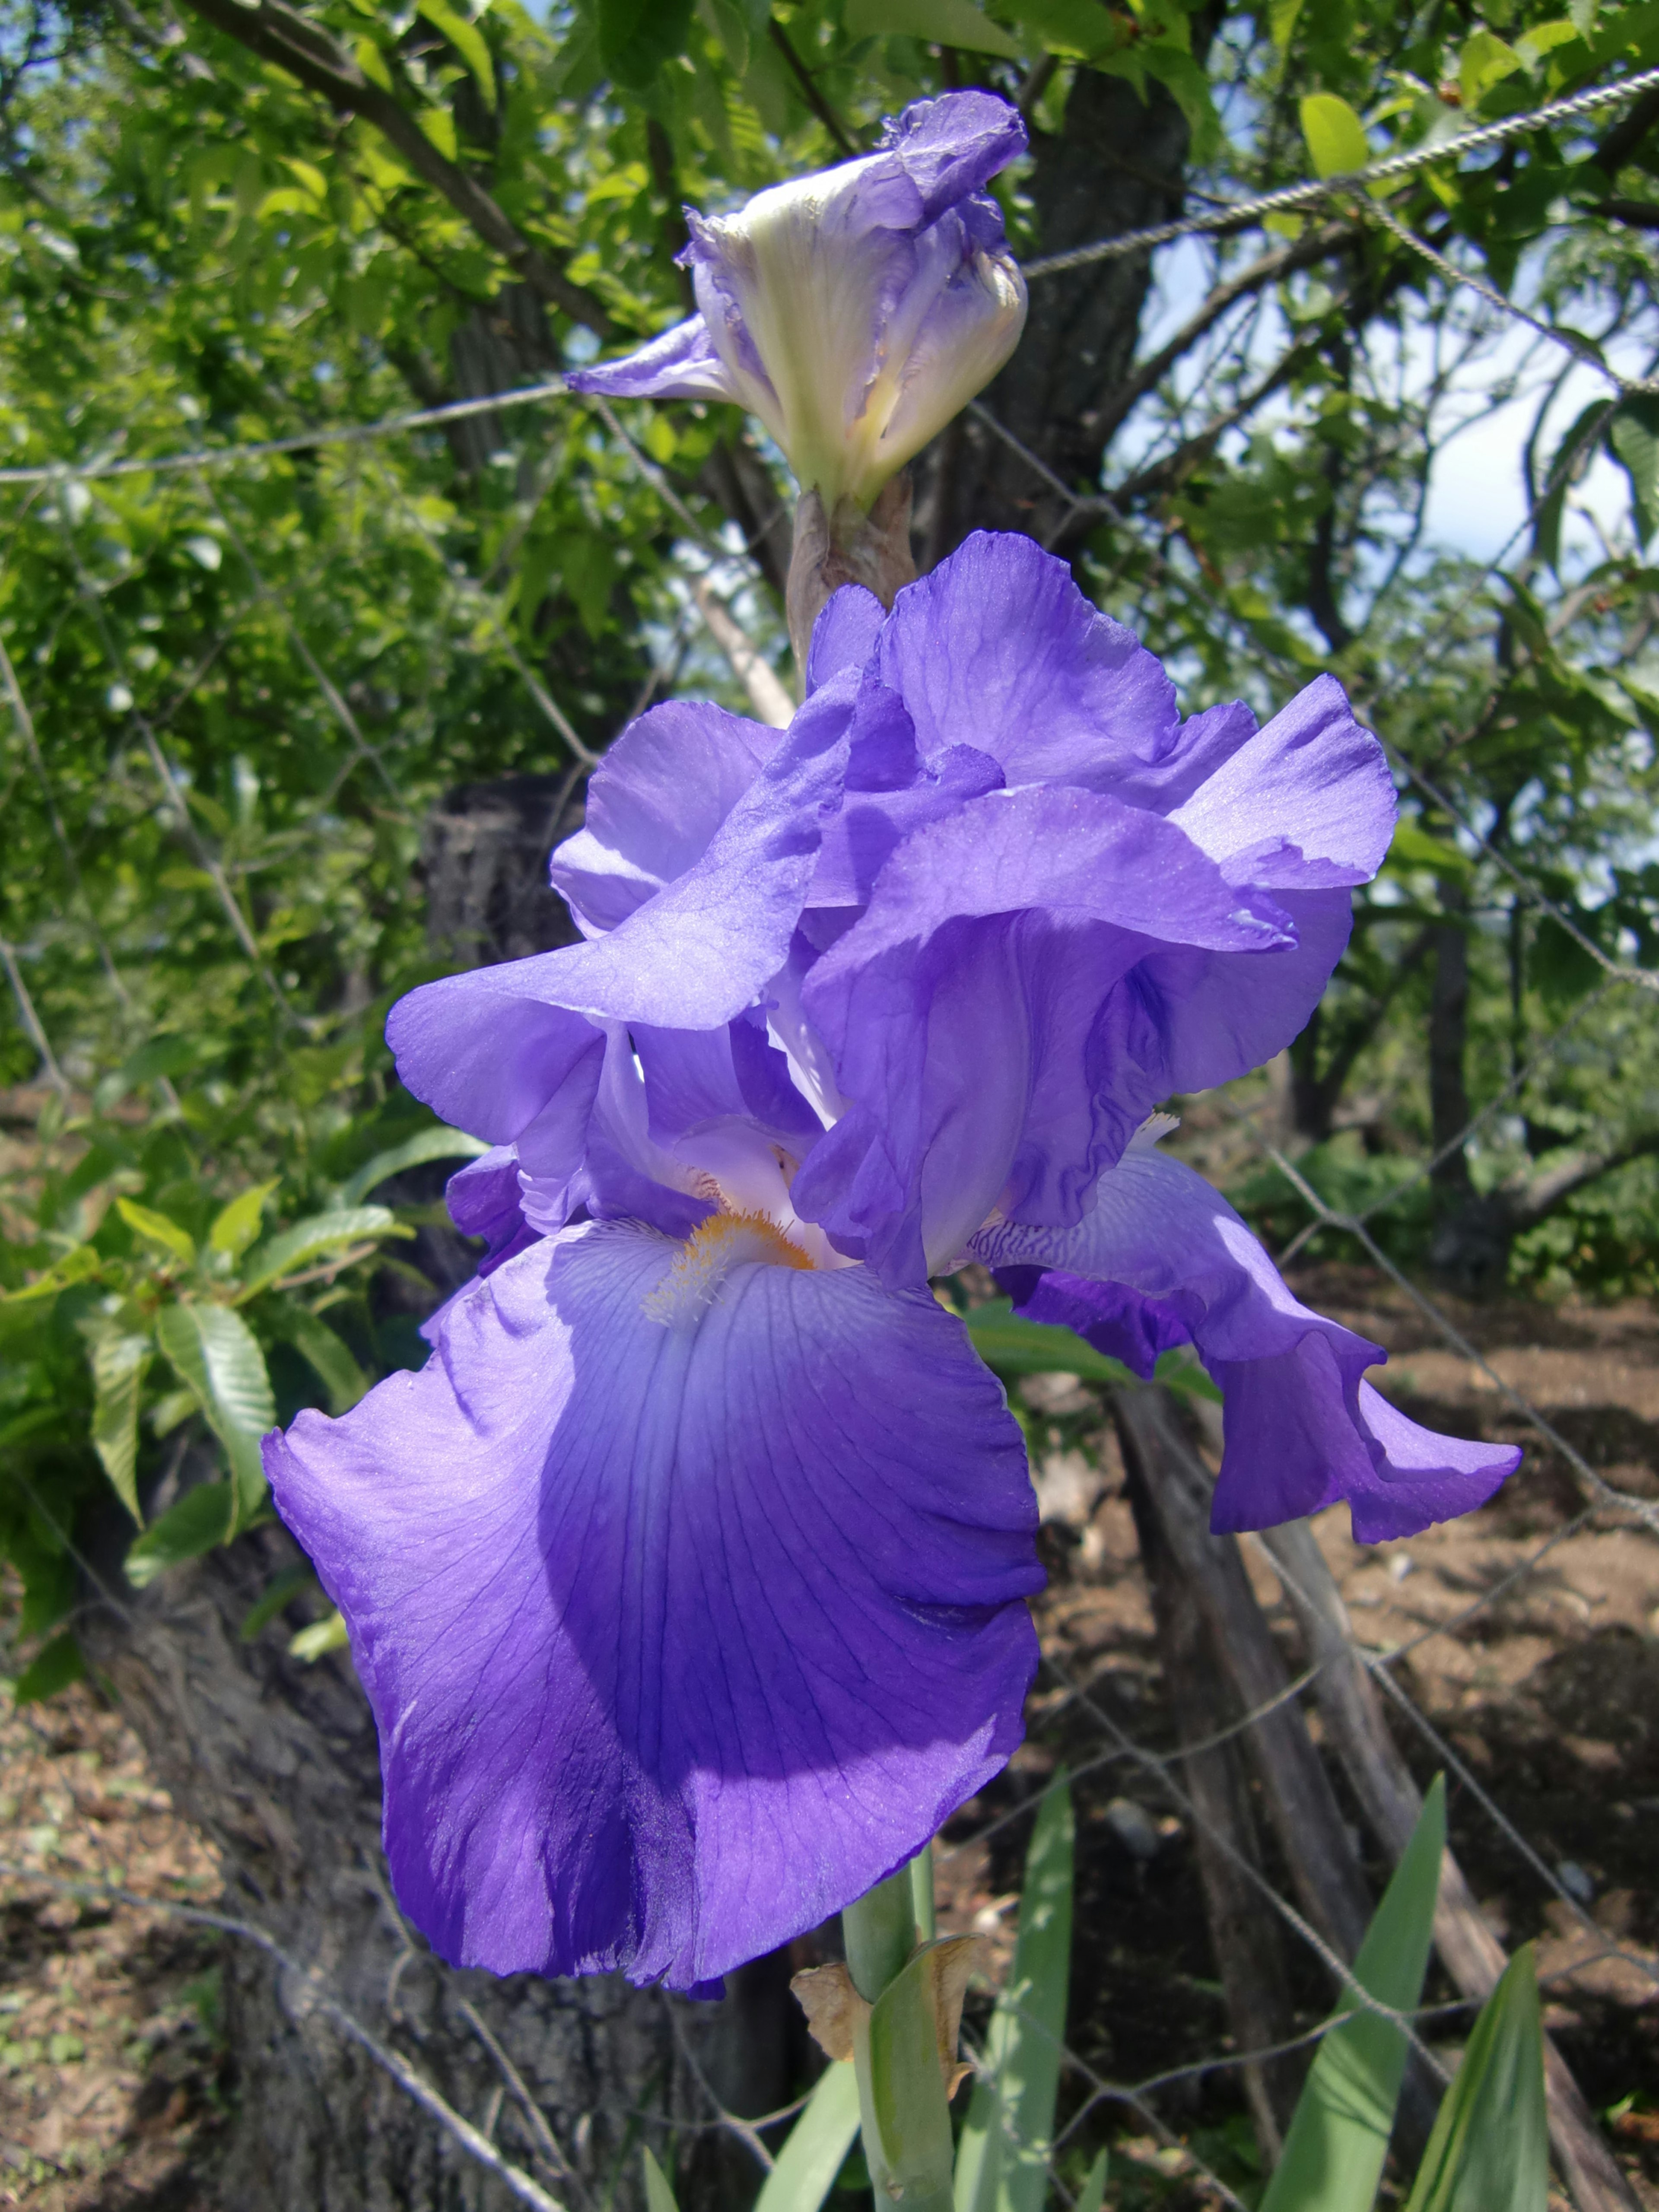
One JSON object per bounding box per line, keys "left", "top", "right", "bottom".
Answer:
{"left": 1402, "top": 1950, "right": 1549, "bottom": 2212}
{"left": 953, "top": 1771, "right": 1074, "bottom": 2212}
{"left": 1262, "top": 1778, "right": 1446, "bottom": 2212}
{"left": 755, "top": 2060, "right": 862, "bottom": 2212}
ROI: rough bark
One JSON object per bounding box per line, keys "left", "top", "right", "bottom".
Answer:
{"left": 79, "top": 1514, "right": 804, "bottom": 2212}
{"left": 422, "top": 772, "right": 586, "bottom": 967}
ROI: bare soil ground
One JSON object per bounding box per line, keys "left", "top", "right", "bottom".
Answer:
{"left": 1, "top": 1269, "right": 1656, "bottom": 2209}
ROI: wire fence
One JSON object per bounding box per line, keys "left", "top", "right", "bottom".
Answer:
{"left": 1, "top": 56, "right": 1656, "bottom": 2212}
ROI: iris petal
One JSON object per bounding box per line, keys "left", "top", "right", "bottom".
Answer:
{"left": 973, "top": 1143, "right": 1519, "bottom": 1543}
{"left": 266, "top": 1225, "right": 1039, "bottom": 1992}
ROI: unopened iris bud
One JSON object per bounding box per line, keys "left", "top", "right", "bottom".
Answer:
{"left": 569, "top": 90, "right": 1028, "bottom": 515}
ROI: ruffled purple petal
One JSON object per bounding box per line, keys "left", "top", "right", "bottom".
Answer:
{"left": 445, "top": 1147, "right": 539, "bottom": 1278}
{"left": 565, "top": 315, "right": 741, "bottom": 405}
{"left": 807, "top": 585, "right": 886, "bottom": 695}
{"left": 794, "top": 785, "right": 1295, "bottom": 1279}
{"left": 266, "top": 1225, "right": 1040, "bottom": 1990}
{"left": 550, "top": 698, "right": 780, "bottom": 935}
{"left": 876, "top": 92, "right": 1029, "bottom": 223}
{"left": 973, "top": 1143, "right": 1520, "bottom": 1542}
{"left": 876, "top": 533, "right": 1181, "bottom": 788}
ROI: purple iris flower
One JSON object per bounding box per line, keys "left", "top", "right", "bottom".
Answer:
{"left": 567, "top": 92, "right": 1028, "bottom": 511}
{"left": 265, "top": 531, "right": 1518, "bottom": 1993}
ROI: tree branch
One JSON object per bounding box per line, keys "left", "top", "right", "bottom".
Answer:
{"left": 1510, "top": 1130, "right": 1659, "bottom": 1233}
{"left": 766, "top": 19, "right": 855, "bottom": 156}
{"left": 174, "top": 0, "right": 614, "bottom": 338}
{"left": 1089, "top": 222, "right": 1355, "bottom": 454}
{"left": 1106, "top": 333, "right": 1321, "bottom": 511}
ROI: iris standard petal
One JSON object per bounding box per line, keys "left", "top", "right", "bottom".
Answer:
{"left": 794, "top": 784, "right": 1295, "bottom": 1279}
{"left": 565, "top": 314, "right": 743, "bottom": 406}
{"left": 265, "top": 1223, "right": 1040, "bottom": 1991}
{"left": 973, "top": 1143, "right": 1520, "bottom": 1542}
{"left": 550, "top": 698, "right": 779, "bottom": 935}
{"left": 876, "top": 532, "right": 1181, "bottom": 787}
{"left": 875, "top": 92, "right": 1029, "bottom": 219}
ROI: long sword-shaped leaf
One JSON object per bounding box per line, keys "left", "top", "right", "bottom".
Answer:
{"left": 1401, "top": 1946, "right": 1548, "bottom": 2212}
{"left": 640, "top": 2145, "right": 680, "bottom": 2212}
{"left": 755, "top": 2061, "right": 862, "bottom": 2212}
{"left": 155, "top": 1301, "right": 275, "bottom": 1527}
{"left": 954, "top": 1770, "right": 1074, "bottom": 2212}
{"left": 1074, "top": 2148, "right": 1109, "bottom": 2212}
{"left": 1260, "top": 1775, "right": 1447, "bottom": 2212}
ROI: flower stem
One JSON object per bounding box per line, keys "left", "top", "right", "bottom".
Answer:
{"left": 842, "top": 1861, "right": 915, "bottom": 2002}
{"left": 842, "top": 1859, "right": 957, "bottom": 2208}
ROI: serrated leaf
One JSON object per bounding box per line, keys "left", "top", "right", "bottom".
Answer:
{"left": 641, "top": 2146, "right": 680, "bottom": 2212}
{"left": 962, "top": 1300, "right": 1136, "bottom": 1387}
{"left": 846, "top": 0, "right": 1023, "bottom": 56}
{"left": 338, "top": 1126, "right": 488, "bottom": 1207}
{"left": 125, "top": 1482, "right": 235, "bottom": 1588}
{"left": 90, "top": 1331, "right": 149, "bottom": 1520}
{"left": 954, "top": 1772, "right": 1073, "bottom": 2212}
{"left": 235, "top": 1207, "right": 404, "bottom": 1300}
{"left": 1402, "top": 1945, "right": 1548, "bottom": 2212}
{"left": 1260, "top": 1777, "right": 1446, "bottom": 2212}
{"left": 264, "top": 1299, "right": 370, "bottom": 1414}
{"left": 1300, "top": 92, "right": 1370, "bottom": 179}
{"left": 755, "top": 2060, "right": 861, "bottom": 2212}
{"left": 417, "top": 0, "right": 496, "bottom": 109}
{"left": 13, "top": 1630, "right": 85, "bottom": 1705}
{"left": 154, "top": 1302, "right": 275, "bottom": 1527}
{"left": 209, "top": 1178, "right": 280, "bottom": 1259}
{"left": 116, "top": 1196, "right": 196, "bottom": 1267}
{"left": 598, "top": 0, "right": 696, "bottom": 86}
{"left": 1608, "top": 397, "right": 1659, "bottom": 547}
{"left": 1458, "top": 28, "right": 1523, "bottom": 108}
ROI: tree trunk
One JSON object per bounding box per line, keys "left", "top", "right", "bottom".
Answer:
{"left": 912, "top": 65, "right": 1195, "bottom": 566}
{"left": 79, "top": 1512, "right": 807, "bottom": 2212}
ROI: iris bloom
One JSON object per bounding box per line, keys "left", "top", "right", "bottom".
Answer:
{"left": 266, "top": 533, "right": 1518, "bottom": 1994}
{"left": 567, "top": 92, "right": 1028, "bottom": 512}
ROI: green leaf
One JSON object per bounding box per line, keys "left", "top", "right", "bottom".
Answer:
{"left": 962, "top": 1300, "right": 1136, "bottom": 1388}
{"left": 125, "top": 1483, "right": 235, "bottom": 1588}
{"left": 1260, "top": 1776, "right": 1447, "bottom": 2212}
{"left": 755, "top": 2062, "right": 862, "bottom": 2212}
{"left": 1270, "top": 0, "right": 1303, "bottom": 48}
{"left": 597, "top": 0, "right": 697, "bottom": 87}
{"left": 1535, "top": 400, "right": 1608, "bottom": 570}
{"left": 954, "top": 1770, "right": 1074, "bottom": 2212}
{"left": 1608, "top": 397, "right": 1659, "bottom": 547}
{"left": 1458, "top": 28, "right": 1523, "bottom": 108}
{"left": 264, "top": 1300, "right": 370, "bottom": 1414}
{"left": 235, "top": 1207, "right": 405, "bottom": 1300}
{"left": 115, "top": 1196, "right": 196, "bottom": 1267}
{"left": 1386, "top": 819, "right": 1476, "bottom": 879}
{"left": 846, "top": 0, "right": 1023, "bottom": 57}
{"left": 416, "top": 0, "right": 496, "bottom": 109}
{"left": 13, "top": 1630, "right": 85, "bottom": 1705}
{"left": 289, "top": 1608, "right": 349, "bottom": 1662}
{"left": 641, "top": 2145, "right": 680, "bottom": 2212}
{"left": 1402, "top": 1946, "right": 1548, "bottom": 2212}
{"left": 997, "top": 0, "right": 1118, "bottom": 56}
{"left": 1074, "top": 2150, "right": 1109, "bottom": 2212}
{"left": 209, "top": 1178, "right": 280, "bottom": 1259}
{"left": 338, "top": 1126, "right": 488, "bottom": 1207}
{"left": 865, "top": 1946, "right": 960, "bottom": 2203}
{"left": 154, "top": 1302, "right": 275, "bottom": 1526}
{"left": 1299, "top": 92, "right": 1370, "bottom": 179}
{"left": 90, "top": 1330, "right": 149, "bottom": 1520}
{"left": 239, "top": 1562, "right": 318, "bottom": 1642}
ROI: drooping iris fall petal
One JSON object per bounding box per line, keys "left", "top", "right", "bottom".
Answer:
{"left": 973, "top": 1137, "right": 1521, "bottom": 1543}
{"left": 266, "top": 1222, "right": 1039, "bottom": 1993}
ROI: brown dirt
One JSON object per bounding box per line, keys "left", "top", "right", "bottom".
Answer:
{"left": 2, "top": 1271, "right": 1656, "bottom": 2209}
{"left": 0, "top": 1610, "right": 224, "bottom": 2212}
